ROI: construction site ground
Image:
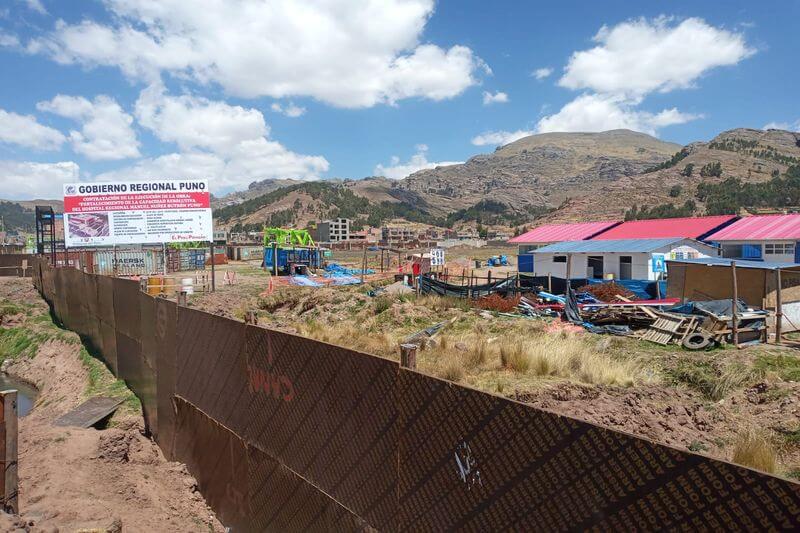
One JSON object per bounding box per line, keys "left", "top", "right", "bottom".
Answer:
{"left": 0, "top": 277, "right": 223, "bottom": 532}
{"left": 190, "top": 253, "right": 800, "bottom": 480}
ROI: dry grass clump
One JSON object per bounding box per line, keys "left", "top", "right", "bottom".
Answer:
{"left": 465, "top": 338, "right": 489, "bottom": 368}
{"left": 438, "top": 353, "right": 465, "bottom": 382}
{"left": 500, "top": 342, "right": 530, "bottom": 373}
{"left": 297, "top": 320, "right": 397, "bottom": 358}
{"left": 499, "top": 333, "right": 641, "bottom": 387}
{"left": 732, "top": 428, "right": 777, "bottom": 473}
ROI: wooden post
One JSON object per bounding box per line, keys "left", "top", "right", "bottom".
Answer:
{"left": 776, "top": 268, "right": 783, "bottom": 345}
{"left": 272, "top": 242, "right": 279, "bottom": 276}
{"left": 400, "top": 343, "right": 417, "bottom": 370}
{"left": 731, "top": 260, "right": 739, "bottom": 347}
{"left": 361, "top": 246, "right": 368, "bottom": 284}
{"left": 177, "top": 291, "right": 188, "bottom": 307}
{"left": 487, "top": 270, "right": 492, "bottom": 285}
{"left": 0, "top": 390, "right": 18, "bottom": 514}
{"left": 565, "top": 254, "right": 572, "bottom": 292}
{"left": 209, "top": 241, "right": 216, "bottom": 292}
{"left": 245, "top": 310, "right": 258, "bottom": 325}
{"left": 547, "top": 272, "right": 552, "bottom": 293}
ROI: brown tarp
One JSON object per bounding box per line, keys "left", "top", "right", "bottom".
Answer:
{"left": 244, "top": 327, "right": 399, "bottom": 529}
{"left": 397, "top": 368, "right": 800, "bottom": 531}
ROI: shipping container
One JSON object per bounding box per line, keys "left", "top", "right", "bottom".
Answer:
{"left": 91, "top": 249, "right": 165, "bottom": 276}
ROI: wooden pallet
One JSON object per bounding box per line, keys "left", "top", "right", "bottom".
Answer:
{"left": 639, "top": 312, "right": 699, "bottom": 345}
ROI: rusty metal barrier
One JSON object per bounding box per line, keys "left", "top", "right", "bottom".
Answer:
{"left": 31, "top": 259, "right": 800, "bottom": 532}
{"left": 244, "top": 326, "right": 399, "bottom": 529}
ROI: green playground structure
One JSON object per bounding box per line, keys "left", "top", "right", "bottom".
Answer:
{"left": 263, "top": 227, "right": 316, "bottom": 247}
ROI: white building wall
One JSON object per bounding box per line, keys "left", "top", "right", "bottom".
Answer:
{"left": 531, "top": 239, "right": 717, "bottom": 280}
{"left": 718, "top": 239, "right": 796, "bottom": 264}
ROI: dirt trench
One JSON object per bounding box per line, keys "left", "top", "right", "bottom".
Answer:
{"left": 0, "top": 278, "right": 224, "bottom": 532}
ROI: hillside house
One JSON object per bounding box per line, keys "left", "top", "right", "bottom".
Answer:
{"left": 531, "top": 238, "right": 719, "bottom": 281}
{"left": 705, "top": 214, "right": 800, "bottom": 263}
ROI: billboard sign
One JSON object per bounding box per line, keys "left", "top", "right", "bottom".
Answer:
{"left": 63, "top": 180, "right": 213, "bottom": 247}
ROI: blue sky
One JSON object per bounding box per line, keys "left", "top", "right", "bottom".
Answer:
{"left": 0, "top": 0, "right": 798, "bottom": 199}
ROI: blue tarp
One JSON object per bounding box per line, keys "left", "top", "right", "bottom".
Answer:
{"left": 324, "top": 262, "right": 374, "bottom": 277}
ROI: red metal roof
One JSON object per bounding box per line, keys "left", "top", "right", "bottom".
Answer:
{"left": 508, "top": 221, "right": 620, "bottom": 243}
{"left": 592, "top": 215, "right": 737, "bottom": 240}
{"left": 706, "top": 214, "right": 800, "bottom": 241}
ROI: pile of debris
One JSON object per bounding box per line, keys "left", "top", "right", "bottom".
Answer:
{"left": 513, "top": 282, "right": 769, "bottom": 350}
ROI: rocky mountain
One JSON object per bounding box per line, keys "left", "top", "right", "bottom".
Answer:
{"left": 214, "top": 129, "right": 685, "bottom": 230}
{"left": 394, "top": 130, "right": 681, "bottom": 215}
{"left": 551, "top": 128, "right": 800, "bottom": 222}
{"left": 0, "top": 199, "right": 63, "bottom": 233}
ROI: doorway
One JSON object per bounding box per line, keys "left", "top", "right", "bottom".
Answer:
{"left": 619, "top": 256, "right": 632, "bottom": 280}
{"left": 587, "top": 256, "right": 604, "bottom": 279}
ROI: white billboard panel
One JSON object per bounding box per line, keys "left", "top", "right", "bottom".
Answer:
{"left": 63, "top": 179, "right": 213, "bottom": 247}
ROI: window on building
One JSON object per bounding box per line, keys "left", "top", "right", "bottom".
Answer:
{"left": 619, "top": 256, "right": 632, "bottom": 280}
{"left": 553, "top": 255, "right": 567, "bottom": 263}
{"left": 765, "top": 243, "right": 795, "bottom": 255}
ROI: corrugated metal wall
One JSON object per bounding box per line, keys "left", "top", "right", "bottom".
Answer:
{"left": 31, "top": 257, "right": 800, "bottom": 532}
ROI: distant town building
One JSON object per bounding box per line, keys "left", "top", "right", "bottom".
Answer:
{"left": 317, "top": 218, "right": 351, "bottom": 242}
{"left": 381, "top": 226, "right": 418, "bottom": 245}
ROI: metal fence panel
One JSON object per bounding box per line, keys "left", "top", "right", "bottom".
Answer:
{"left": 96, "top": 275, "right": 115, "bottom": 330}
{"left": 244, "top": 327, "right": 398, "bottom": 530}
{"left": 116, "top": 329, "right": 157, "bottom": 436}
{"left": 0, "top": 254, "right": 32, "bottom": 277}
{"left": 112, "top": 277, "right": 140, "bottom": 339}
{"left": 397, "top": 369, "right": 800, "bottom": 531}
{"left": 174, "top": 397, "right": 249, "bottom": 530}
{"left": 247, "top": 444, "right": 370, "bottom": 533}
{"left": 99, "top": 320, "right": 118, "bottom": 376}
{"left": 155, "top": 297, "right": 178, "bottom": 459}
{"left": 139, "top": 292, "right": 157, "bottom": 373}
{"left": 176, "top": 307, "right": 247, "bottom": 434}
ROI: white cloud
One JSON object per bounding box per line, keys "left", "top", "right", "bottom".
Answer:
{"left": 0, "top": 32, "right": 20, "bottom": 48}
{"left": 108, "top": 85, "right": 328, "bottom": 191}
{"left": 471, "top": 129, "right": 533, "bottom": 146}
{"left": 560, "top": 17, "right": 754, "bottom": 97}
{"left": 523, "top": 17, "right": 750, "bottom": 138}
{"left": 135, "top": 84, "right": 267, "bottom": 154}
{"left": 95, "top": 143, "right": 328, "bottom": 193}
{"left": 30, "top": 0, "right": 485, "bottom": 108}
{"left": 271, "top": 102, "right": 306, "bottom": 118}
{"left": 0, "top": 160, "right": 79, "bottom": 199}
{"left": 482, "top": 91, "right": 509, "bottom": 105}
{"left": 763, "top": 120, "right": 800, "bottom": 132}
{"left": 536, "top": 93, "right": 700, "bottom": 135}
{"left": 0, "top": 108, "right": 64, "bottom": 150}
{"left": 22, "top": 0, "right": 47, "bottom": 15}
{"left": 37, "top": 94, "right": 140, "bottom": 160}
{"left": 532, "top": 67, "right": 553, "bottom": 80}
{"left": 374, "top": 145, "right": 461, "bottom": 180}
